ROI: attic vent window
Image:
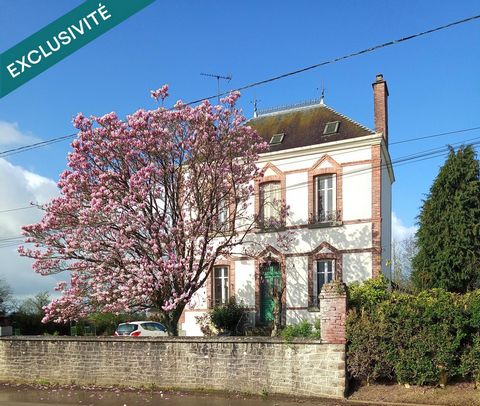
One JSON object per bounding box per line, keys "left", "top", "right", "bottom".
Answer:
{"left": 269, "top": 133, "right": 285, "bottom": 145}
{"left": 323, "top": 121, "right": 340, "bottom": 135}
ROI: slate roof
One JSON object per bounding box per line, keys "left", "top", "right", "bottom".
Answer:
{"left": 248, "top": 101, "right": 375, "bottom": 153}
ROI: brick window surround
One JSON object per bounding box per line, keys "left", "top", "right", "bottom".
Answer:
{"left": 307, "top": 242, "right": 343, "bottom": 307}
{"left": 307, "top": 155, "right": 343, "bottom": 223}
{"left": 254, "top": 162, "right": 286, "bottom": 227}
{"left": 254, "top": 246, "right": 287, "bottom": 324}
{"left": 206, "top": 258, "right": 236, "bottom": 309}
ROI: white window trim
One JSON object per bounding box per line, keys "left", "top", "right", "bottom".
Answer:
{"left": 259, "top": 181, "right": 281, "bottom": 224}
{"left": 213, "top": 266, "right": 229, "bottom": 305}
{"left": 313, "top": 259, "right": 335, "bottom": 305}
{"left": 314, "top": 174, "right": 336, "bottom": 221}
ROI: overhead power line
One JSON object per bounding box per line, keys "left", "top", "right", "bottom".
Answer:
{"left": 0, "top": 14, "right": 479, "bottom": 158}
{"left": 185, "top": 13, "right": 480, "bottom": 105}
{"left": 390, "top": 126, "right": 480, "bottom": 146}
{"left": 0, "top": 202, "right": 44, "bottom": 215}
{"left": 1, "top": 142, "right": 478, "bottom": 250}
{"left": 0, "top": 205, "right": 38, "bottom": 214}
{"left": 1, "top": 135, "right": 478, "bottom": 227}
{"left": 0, "top": 235, "right": 24, "bottom": 242}
{"left": 0, "top": 134, "right": 75, "bottom": 158}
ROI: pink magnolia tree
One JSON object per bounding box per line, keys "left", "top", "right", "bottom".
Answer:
{"left": 19, "top": 88, "right": 268, "bottom": 335}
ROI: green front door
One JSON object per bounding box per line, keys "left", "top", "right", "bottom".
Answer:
{"left": 260, "top": 262, "right": 281, "bottom": 324}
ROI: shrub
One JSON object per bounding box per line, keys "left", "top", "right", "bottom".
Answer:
{"left": 281, "top": 320, "right": 320, "bottom": 341}
{"left": 313, "top": 317, "right": 321, "bottom": 334}
{"left": 460, "top": 334, "right": 480, "bottom": 385}
{"left": 385, "top": 290, "right": 466, "bottom": 385}
{"left": 194, "top": 313, "right": 216, "bottom": 337}
{"left": 347, "top": 279, "right": 479, "bottom": 386}
{"left": 346, "top": 309, "right": 394, "bottom": 384}
{"left": 464, "top": 290, "right": 480, "bottom": 329}
{"left": 210, "top": 298, "right": 246, "bottom": 334}
{"left": 348, "top": 275, "right": 390, "bottom": 312}
{"left": 281, "top": 320, "right": 311, "bottom": 340}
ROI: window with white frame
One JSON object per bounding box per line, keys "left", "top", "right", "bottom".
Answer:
{"left": 259, "top": 181, "right": 281, "bottom": 225}
{"left": 314, "top": 174, "right": 336, "bottom": 222}
{"left": 213, "top": 266, "right": 229, "bottom": 305}
{"left": 312, "top": 260, "right": 334, "bottom": 306}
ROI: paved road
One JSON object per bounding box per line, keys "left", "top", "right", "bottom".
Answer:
{"left": 0, "top": 386, "right": 357, "bottom": 406}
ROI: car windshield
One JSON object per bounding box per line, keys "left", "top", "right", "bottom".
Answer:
{"left": 141, "top": 322, "right": 166, "bottom": 332}
{"left": 117, "top": 324, "right": 138, "bottom": 333}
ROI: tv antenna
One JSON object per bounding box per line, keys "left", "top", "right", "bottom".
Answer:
{"left": 200, "top": 72, "right": 232, "bottom": 103}
{"left": 317, "top": 82, "right": 326, "bottom": 105}
{"left": 250, "top": 96, "right": 261, "bottom": 118}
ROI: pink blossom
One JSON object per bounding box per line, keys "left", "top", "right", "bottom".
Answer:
{"left": 150, "top": 84, "right": 169, "bottom": 102}
{"left": 19, "top": 88, "right": 268, "bottom": 334}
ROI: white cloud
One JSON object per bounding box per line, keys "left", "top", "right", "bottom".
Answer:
{"left": 0, "top": 158, "right": 61, "bottom": 300}
{"left": 392, "top": 212, "right": 417, "bottom": 241}
{"left": 0, "top": 121, "right": 40, "bottom": 146}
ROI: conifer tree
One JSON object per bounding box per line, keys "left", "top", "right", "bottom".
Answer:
{"left": 412, "top": 145, "right": 480, "bottom": 292}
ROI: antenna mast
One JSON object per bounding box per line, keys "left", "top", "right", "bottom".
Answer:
{"left": 200, "top": 72, "right": 232, "bottom": 103}
{"left": 251, "top": 96, "right": 261, "bottom": 118}
{"left": 317, "top": 82, "right": 326, "bottom": 105}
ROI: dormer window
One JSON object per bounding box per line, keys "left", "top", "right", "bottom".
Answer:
{"left": 269, "top": 133, "right": 285, "bottom": 145}
{"left": 323, "top": 121, "right": 340, "bottom": 135}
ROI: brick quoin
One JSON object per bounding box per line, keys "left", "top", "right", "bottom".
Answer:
{"left": 371, "top": 144, "right": 382, "bottom": 278}
{"left": 319, "top": 281, "right": 347, "bottom": 344}
{"left": 371, "top": 73, "right": 389, "bottom": 278}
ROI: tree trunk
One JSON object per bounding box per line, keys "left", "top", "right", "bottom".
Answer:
{"left": 271, "top": 293, "right": 283, "bottom": 337}
{"left": 160, "top": 303, "right": 185, "bottom": 336}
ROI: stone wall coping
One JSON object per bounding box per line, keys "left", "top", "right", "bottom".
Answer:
{"left": 0, "top": 335, "right": 339, "bottom": 346}
{"left": 0, "top": 335, "right": 347, "bottom": 398}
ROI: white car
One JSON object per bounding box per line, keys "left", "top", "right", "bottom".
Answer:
{"left": 114, "top": 321, "right": 168, "bottom": 337}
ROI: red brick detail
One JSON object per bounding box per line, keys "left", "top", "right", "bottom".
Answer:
{"left": 254, "top": 162, "right": 286, "bottom": 225}
{"left": 372, "top": 74, "right": 389, "bottom": 143}
{"left": 254, "top": 246, "right": 286, "bottom": 325}
{"left": 307, "top": 242, "right": 343, "bottom": 307}
{"left": 282, "top": 159, "right": 373, "bottom": 175}
{"left": 371, "top": 145, "right": 382, "bottom": 278}
{"left": 319, "top": 282, "right": 347, "bottom": 344}
{"left": 206, "top": 272, "right": 212, "bottom": 309}
{"left": 307, "top": 155, "right": 343, "bottom": 221}
{"left": 206, "top": 258, "right": 236, "bottom": 309}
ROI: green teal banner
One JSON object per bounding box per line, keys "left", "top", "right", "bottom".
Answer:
{"left": 0, "top": 0, "right": 155, "bottom": 98}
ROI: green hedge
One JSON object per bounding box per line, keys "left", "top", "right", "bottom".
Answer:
{"left": 346, "top": 277, "right": 480, "bottom": 386}
{"left": 281, "top": 319, "right": 321, "bottom": 341}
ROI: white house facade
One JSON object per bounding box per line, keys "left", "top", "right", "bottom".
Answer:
{"left": 180, "top": 74, "right": 394, "bottom": 335}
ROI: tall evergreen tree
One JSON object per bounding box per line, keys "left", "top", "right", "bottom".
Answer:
{"left": 412, "top": 145, "right": 480, "bottom": 292}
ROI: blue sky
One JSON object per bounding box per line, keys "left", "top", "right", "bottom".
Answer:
{"left": 0, "top": 0, "right": 479, "bottom": 297}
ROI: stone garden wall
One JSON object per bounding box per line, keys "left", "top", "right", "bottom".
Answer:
{"left": 0, "top": 336, "right": 346, "bottom": 398}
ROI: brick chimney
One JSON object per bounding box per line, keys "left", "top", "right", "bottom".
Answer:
{"left": 372, "top": 74, "right": 389, "bottom": 144}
